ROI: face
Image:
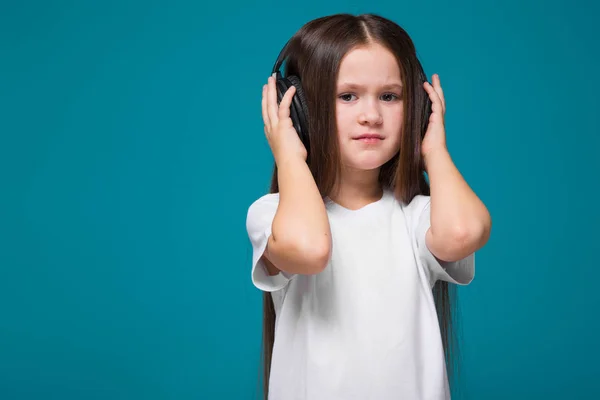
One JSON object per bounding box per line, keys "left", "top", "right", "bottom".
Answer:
{"left": 335, "top": 42, "right": 404, "bottom": 172}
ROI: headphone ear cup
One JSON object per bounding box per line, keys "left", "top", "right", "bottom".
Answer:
{"left": 274, "top": 74, "right": 310, "bottom": 151}
{"left": 286, "top": 76, "right": 308, "bottom": 119}
{"left": 417, "top": 67, "right": 432, "bottom": 139}
{"left": 274, "top": 78, "right": 299, "bottom": 134}
{"left": 286, "top": 76, "right": 309, "bottom": 145}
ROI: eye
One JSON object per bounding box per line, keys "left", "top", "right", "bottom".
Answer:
{"left": 381, "top": 93, "right": 400, "bottom": 102}
{"left": 338, "top": 93, "right": 356, "bottom": 102}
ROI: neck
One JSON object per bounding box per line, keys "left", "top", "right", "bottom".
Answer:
{"left": 329, "top": 166, "right": 383, "bottom": 210}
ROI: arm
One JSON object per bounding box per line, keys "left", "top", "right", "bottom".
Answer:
{"left": 424, "top": 148, "right": 491, "bottom": 262}
{"left": 260, "top": 75, "right": 331, "bottom": 276}
{"left": 422, "top": 74, "right": 491, "bottom": 262}
{"left": 264, "top": 155, "right": 332, "bottom": 276}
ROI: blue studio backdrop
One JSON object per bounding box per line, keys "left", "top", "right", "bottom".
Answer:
{"left": 1, "top": 0, "right": 599, "bottom": 399}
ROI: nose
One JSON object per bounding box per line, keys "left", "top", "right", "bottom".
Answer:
{"left": 358, "top": 99, "right": 383, "bottom": 126}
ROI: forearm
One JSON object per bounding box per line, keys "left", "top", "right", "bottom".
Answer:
{"left": 424, "top": 148, "right": 491, "bottom": 259}
{"left": 271, "top": 155, "right": 331, "bottom": 256}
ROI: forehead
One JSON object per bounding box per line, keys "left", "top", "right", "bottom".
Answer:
{"left": 337, "top": 43, "right": 402, "bottom": 85}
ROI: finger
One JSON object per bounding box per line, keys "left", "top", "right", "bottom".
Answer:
{"left": 432, "top": 74, "right": 446, "bottom": 114}
{"left": 267, "top": 76, "right": 279, "bottom": 126}
{"left": 278, "top": 85, "right": 296, "bottom": 120}
{"left": 261, "top": 84, "right": 271, "bottom": 131}
{"left": 424, "top": 82, "right": 443, "bottom": 116}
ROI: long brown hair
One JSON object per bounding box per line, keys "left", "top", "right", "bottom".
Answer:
{"left": 259, "top": 13, "right": 463, "bottom": 399}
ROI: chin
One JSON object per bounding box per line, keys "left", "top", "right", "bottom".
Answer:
{"left": 343, "top": 153, "right": 394, "bottom": 171}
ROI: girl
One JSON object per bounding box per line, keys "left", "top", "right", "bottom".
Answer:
{"left": 246, "top": 13, "right": 491, "bottom": 400}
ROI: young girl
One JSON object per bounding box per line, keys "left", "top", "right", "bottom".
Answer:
{"left": 246, "top": 13, "right": 491, "bottom": 400}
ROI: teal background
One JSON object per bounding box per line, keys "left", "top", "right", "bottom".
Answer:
{"left": 1, "top": 0, "right": 598, "bottom": 399}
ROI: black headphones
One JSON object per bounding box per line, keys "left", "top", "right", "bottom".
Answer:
{"left": 271, "top": 40, "right": 310, "bottom": 150}
{"left": 271, "top": 39, "right": 433, "bottom": 149}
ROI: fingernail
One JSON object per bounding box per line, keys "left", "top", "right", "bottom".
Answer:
{"left": 272, "top": 72, "right": 276, "bottom": 78}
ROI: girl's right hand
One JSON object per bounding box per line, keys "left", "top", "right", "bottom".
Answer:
{"left": 262, "top": 75, "right": 308, "bottom": 163}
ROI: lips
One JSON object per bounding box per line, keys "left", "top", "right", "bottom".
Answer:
{"left": 353, "top": 133, "right": 384, "bottom": 140}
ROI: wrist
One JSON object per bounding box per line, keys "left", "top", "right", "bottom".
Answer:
{"left": 275, "top": 154, "right": 306, "bottom": 169}
{"left": 422, "top": 146, "right": 450, "bottom": 170}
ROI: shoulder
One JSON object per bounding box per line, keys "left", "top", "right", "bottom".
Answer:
{"left": 398, "top": 194, "right": 430, "bottom": 218}
{"left": 247, "top": 192, "right": 280, "bottom": 212}
{"left": 246, "top": 192, "right": 280, "bottom": 232}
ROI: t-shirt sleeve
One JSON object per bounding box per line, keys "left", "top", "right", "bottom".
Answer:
{"left": 410, "top": 195, "right": 475, "bottom": 287}
{"left": 246, "top": 193, "right": 296, "bottom": 292}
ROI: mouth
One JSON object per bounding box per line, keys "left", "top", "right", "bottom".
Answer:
{"left": 353, "top": 133, "right": 384, "bottom": 143}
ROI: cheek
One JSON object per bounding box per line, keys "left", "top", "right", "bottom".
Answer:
{"left": 387, "top": 107, "right": 404, "bottom": 137}
{"left": 336, "top": 107, "right": 350, "bottom": 128}
{"left": 335, "top": 109, "right": 354, "bottom": 142}
{"left": 386, "top": 104, "right": 404, "bottom": 125}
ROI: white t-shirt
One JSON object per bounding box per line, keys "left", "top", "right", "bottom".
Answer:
{"left": 246, "top": 187, "right": 475, "bottom": 400}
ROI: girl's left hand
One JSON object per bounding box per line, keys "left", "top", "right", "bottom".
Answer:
{"left": 422, "top": 74, "right": 447, "bottom": 157}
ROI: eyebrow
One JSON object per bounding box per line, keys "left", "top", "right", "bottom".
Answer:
{"left": 337, "top": 82, "right": 403, "bottom": 90}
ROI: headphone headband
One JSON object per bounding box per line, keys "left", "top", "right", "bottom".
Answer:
{"left": 271, "top": 38, "right": 291, "bottom": 76}
{"left": 269, "top": 37, "right": 310, "bottom": 151}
